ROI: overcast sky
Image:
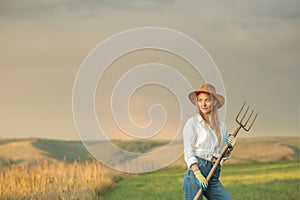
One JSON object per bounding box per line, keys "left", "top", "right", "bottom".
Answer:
{"left": 0, "top": 0, "right": 299, "bottom": 140}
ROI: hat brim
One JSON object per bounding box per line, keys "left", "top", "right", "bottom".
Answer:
{"left": 188, "top": 91, "right": 224, "bottom": 108}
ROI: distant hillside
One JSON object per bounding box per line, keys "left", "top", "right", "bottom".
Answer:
{"left": 171, "top": 136, "right": 300, "bottom": 167}
{"left": 227, "top": 136, "right": 300, "bottom": 164}
{"left": 0, "top": 138, "right": 92, "bottom": 166}
{"left": 0, "top": 138, "right": 168, "bottom": 167}
{"left": 32, "top": 138, "right": 94, "bottom": 162}
{"left": 0, "top": 137, "right": 299, "bottom": 167}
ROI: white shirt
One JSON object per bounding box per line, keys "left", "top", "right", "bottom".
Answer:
{"left": 183, "top": 114, "right": 230, "bottom": 168}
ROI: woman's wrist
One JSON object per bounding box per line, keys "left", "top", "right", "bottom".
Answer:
{"left": 190, "top": 163, "right": 199, "bottom": 172}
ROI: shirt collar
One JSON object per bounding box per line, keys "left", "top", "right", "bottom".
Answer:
{"left": 196, "top": 113, "right": 204, "bottom": 123}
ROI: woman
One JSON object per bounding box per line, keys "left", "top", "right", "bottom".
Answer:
{"left": 182, "top": 83, "right": 236, "bottom": 200}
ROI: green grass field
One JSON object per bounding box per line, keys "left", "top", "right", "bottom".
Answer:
{"left": 102, "top": 161, "right": 300, "bottom": 200}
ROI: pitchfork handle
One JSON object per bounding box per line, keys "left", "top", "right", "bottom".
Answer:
{"left": 193, "top": 125, "right": 242, "bottom": 200}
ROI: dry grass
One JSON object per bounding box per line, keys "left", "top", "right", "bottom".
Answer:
{"left": 0, "top": 159, "right": 124, "bottom": 200}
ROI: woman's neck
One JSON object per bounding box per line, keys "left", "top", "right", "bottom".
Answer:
{"left": 200, "top": 112, "right": 211, "bottom": 125}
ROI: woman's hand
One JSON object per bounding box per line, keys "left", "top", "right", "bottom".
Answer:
{"left": 226, "top": 134, "right": 237, "bottom": 149}
{"left": 193, "top": 170, "right": 208, "bottom": 191}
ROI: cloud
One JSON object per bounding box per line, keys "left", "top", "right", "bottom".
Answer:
{"left": 0, "top": 0, "right": 181, "bottom": 20}
{"left": 231, "top": 0, "right": 300, "bottom": 19}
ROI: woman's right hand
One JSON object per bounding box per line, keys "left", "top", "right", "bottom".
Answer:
{"left": 193, "top": 170, "right": 208, "bottom": 191}
{"left": 226, "top": 134, "right": 237, "bottom": 149}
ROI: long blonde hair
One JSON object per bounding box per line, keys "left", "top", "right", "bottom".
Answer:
{"left": 199, "top": 96, "right": 222, "bottom": 146}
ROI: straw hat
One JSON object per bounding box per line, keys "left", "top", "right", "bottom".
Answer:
{"left": 188, "top": 83, "right": 224, "bottom": 108}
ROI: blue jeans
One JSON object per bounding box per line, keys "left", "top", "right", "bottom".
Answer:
{"left": 182, "top": 157, "right": 232, "bottom": 200}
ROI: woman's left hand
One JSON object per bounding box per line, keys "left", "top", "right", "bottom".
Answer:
{"left": 226, "top": 134, "right": 237, "bottom": 149}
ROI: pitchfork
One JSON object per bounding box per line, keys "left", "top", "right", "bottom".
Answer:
{"left": 193, "top": 102, "right": 257, "bottom": 200}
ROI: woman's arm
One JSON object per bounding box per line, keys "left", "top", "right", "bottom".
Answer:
{"left": 183, "top": 117, "right": 198, "bottom": 168}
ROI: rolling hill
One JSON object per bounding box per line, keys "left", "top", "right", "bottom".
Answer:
{"left": 0, "top": 137, "right": 299, "bottom": 167}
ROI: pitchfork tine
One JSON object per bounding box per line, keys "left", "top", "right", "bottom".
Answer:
{"left": 244, "top": 110, "right": 254, "bottom": 127}
{"left": 244, "top": 113, "right": 258, "bottom": 131}
{"left": 240, "top": 106, "right": 249, "bottom": 124}
{"left": 237, "top": 102, "right": 245, "bottom": 117}
{"left": 235, "top": 102, "right": 258, "bottom": 131}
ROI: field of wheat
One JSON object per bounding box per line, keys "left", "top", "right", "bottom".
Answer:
{"left": 0, "top": 160, "right": 124, "bottom": 200}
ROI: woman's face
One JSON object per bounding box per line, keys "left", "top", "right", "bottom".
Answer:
{"left": 197, "top": 92, "right": 215, "bottom": 115}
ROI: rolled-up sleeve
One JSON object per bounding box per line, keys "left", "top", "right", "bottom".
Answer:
{"left": 183, "top": 118, "right": 198, "bottom": 168}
